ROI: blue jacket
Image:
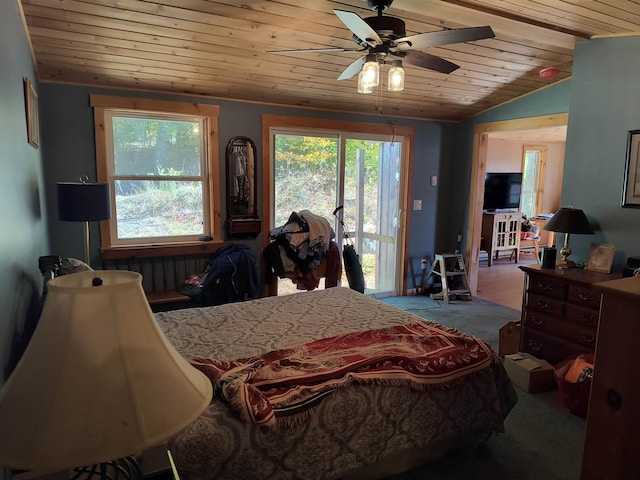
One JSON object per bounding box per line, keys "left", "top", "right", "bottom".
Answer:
{"left": 201, "top": 244, "right": 259, "bottom": 305}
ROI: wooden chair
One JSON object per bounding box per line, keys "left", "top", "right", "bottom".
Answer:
{"left": 519, "top": 227, "right": 540, "bottom": 263}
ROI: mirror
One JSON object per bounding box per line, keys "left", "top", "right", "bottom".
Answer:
{"left": 225, "top": 136, "right": 261, "bottom": 237}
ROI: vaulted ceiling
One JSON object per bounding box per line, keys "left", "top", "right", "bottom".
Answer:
{"left": 18, "top": 0, "right": 640, "bottom": 122}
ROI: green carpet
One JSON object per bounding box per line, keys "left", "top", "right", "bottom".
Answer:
{"left": 379, "top": 294, "right": 585, "bottom": 480}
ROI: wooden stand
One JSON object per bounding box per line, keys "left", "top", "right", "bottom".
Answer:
{"left": 424, "top": 254, "right": 471, "bottom": 303}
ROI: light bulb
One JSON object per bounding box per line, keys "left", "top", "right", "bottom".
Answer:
{"left": 388, "top": 61, "right": 404, "bottom": 92}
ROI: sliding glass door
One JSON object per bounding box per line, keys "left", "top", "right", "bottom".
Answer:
{"left": 271, "top": 128, "right": 404, "bottom": 296}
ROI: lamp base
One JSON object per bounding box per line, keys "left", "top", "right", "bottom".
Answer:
{"left": 557, "top": 258, "right": 577, "bottom": 269}
{"left": 71, "top": 457, "right": 141, "bottom": 480}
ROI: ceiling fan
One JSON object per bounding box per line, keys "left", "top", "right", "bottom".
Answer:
{"left": 268, "top": 0, "right": 495, "bottom": 81}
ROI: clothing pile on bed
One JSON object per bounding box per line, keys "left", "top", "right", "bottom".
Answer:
{"left": 263, "top": 210, "right": 341, "bottom": 290}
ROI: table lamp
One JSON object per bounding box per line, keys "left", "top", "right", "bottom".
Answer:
{"left": 543, "top": 206, "right": 594, "bottom": 267}
{"left": 57, "top": 177, "right": 112, "bottom": 266}
{"left": 0, "top": 270, "right": 212, "bottom": 479}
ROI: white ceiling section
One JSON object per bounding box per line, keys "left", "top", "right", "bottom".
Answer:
{"left": 20, "top": 0, "right": 640, "bottom": 121}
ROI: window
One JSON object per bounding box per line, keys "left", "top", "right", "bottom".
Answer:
{"left": 521, "top": 145, "right": 547, "bottom": 217}
{"left": 91, "top": 96, "right": 221, "bottom": 250}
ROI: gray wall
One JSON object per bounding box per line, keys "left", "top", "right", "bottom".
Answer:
{"left": 39, "top": 84, "right": 457, "bottom": 288}
{"left": 0, "top": 0, "right": 49, "bottom": 402}
{"left": 0, "top": 4, "right": 49, "bottom": 480}
{"left": 562, "top": 36, "right": 640, "bottom": 269}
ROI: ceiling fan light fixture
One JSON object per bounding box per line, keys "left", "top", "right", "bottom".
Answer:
{"left": 388, "top": 60, "right": 404, "bottom": 91}
{"left": 361, "top": 54, "right": 380, "bottom": 88}
{"left": 357, "top": 71, "right": 374, "bottom": 94}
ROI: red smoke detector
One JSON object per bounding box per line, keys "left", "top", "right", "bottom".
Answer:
{"left": 539, "top": 67, "right": 560, "bottom": 79}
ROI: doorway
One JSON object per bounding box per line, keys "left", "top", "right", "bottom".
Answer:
{"left": 465, "top": 114, "right": 568, "bottom": 301}
{"left": 262, "top": 115, "right": 414, "bottom": 297}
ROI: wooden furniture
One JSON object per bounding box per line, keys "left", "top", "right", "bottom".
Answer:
{"left": 581, "top": 275, "right": 640, "bottom": 480}
{"left": 481, "top": 212, "right": 521, "bottom": 266}
{"left": 518, "top": 265, "right": 620, "bottom": 364}
{"left": 518, "top": 233, "right": 540, "bottom": 263}
{"left": 424, "top": 253, "right": 471, "bottom": 303}
{"left": 531, "top": 217, "right": 554, "bottom": 247}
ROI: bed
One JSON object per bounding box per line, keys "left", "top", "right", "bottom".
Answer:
{"left": 155, "top": 287, "right": 517, "bottom": 480}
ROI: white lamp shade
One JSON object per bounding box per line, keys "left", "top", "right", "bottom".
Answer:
{"left": 0, "top": 271, "right": 212, "bottom": 470}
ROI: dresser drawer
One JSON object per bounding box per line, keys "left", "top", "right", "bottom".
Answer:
{"left": 521, "top": 328, "right": 593, "bottom": 365}
{"left": 524, "top": 310, "right": 597, "bottom": 347}
{"left": 526, "top": 292, "right": 565, "bottom": 317}
{"left": 527, "top": 274, "right": 567, "bottom": 299}
{"left": 567, "top": 284, "right": 602, "bottom": 309}
{"left": 565, "top": 303, "right": 599, "bottom": 328}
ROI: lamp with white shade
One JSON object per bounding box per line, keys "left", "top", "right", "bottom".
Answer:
{"left": 0, "top": 270, "right": 212, "bottom": 479}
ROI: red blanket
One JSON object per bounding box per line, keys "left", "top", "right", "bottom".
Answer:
{"left": 191, "top": 321, "right": 493, "bottom": 427}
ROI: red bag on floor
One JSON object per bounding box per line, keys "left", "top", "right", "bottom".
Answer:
{"left": 555, "top": 353, "right": 594, "bottom": 418}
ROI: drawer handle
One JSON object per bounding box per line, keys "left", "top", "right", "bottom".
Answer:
{"left": 527, "top": 339, "right": 543, "bottom": 352}
{"left": 535, "top": 281, "right": 552, "bottom": 292}
{"left": 607, "top": 389, "right": 622, "bottom": 411}
{"left": 582, "top": 333, "right": 596, "bottom": 344}
{"left": 578, "top": 292, "right": 595, "bottom": 302}
{"left": 532, "top": 316, "right": 544, "bottom": 326}
{"left": 582, "top": 313, "right": 596, "bottom": 324}
{"left": 535, "top": 299, "right": 551, "bottom": 310}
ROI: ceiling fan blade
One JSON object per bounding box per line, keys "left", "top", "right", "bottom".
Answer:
{"left": 337, "top": 56, "right": 366, "bottom": 80}
{"left": 333, "top": 9, "right": 382, "bottom": 47}
{"left": 401, "top": 51, "right": 460, "bottom": 74}
{"left": 268, "top": 47, "right": 363, "bottom": 54}
{"left": 395, "top": 26, "right": 495, "bottom": 51}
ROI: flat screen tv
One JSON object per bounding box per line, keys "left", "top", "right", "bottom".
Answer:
{"left": 483, "top": 172, "right": 522, "bottom": 211}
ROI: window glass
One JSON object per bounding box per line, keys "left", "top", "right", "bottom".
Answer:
{"left": 91, "top": 95, "right": 220, "bottom": 249}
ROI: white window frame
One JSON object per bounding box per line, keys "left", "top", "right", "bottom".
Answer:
{"left": 91, "top": 95, "right": 222, "bottom": 253}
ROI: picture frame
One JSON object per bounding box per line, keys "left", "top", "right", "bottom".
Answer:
{"left": 24, "top": 77, "right": 40, "bottom": 148}
{"left": 585, "top": 243, "right": 615, "bottom": 273}
{"left": 622, "top": 129, "right": 640, "bottom": 207}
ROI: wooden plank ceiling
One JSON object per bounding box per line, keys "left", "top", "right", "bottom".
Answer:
{"left": 19, "top": 0, "right": 640, "bottom": 122}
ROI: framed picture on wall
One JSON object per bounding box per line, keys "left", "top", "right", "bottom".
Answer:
{"left": 24, "top": 77, "right": 40, "bottom": 148}
{"left": 622, "top": 129, "right": 640, "bottom": 208}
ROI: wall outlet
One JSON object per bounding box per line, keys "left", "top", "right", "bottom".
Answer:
{"left": 420, "top": 258, "right": 428, "bottom": 270}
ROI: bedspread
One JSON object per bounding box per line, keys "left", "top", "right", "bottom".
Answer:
{"left": 155, "top": 287, "right": 517, "bottom": 480}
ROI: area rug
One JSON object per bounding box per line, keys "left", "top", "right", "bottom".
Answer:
{"left": 379, "top": 295, "right": 521, "bottom": 351}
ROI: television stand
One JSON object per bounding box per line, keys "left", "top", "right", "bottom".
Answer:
{"left": 481, "top": 211, "right": 521, "bottom": 266}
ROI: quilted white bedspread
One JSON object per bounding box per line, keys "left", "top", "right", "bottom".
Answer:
{"left": 155, "top": 287, "right": 517, "bottom": 480}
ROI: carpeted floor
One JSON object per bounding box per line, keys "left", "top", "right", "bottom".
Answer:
{"left": 379, "top": 294, "right": 585, "bottom": 480}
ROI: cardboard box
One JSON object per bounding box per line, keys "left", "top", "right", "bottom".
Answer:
{"left": 498, "top": 321, "right": 521, "bottom": 357}
{"left": 503, "top": 352, "right": 556, "bottom": 393}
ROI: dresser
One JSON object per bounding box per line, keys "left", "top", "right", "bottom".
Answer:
{"left": 518, "top": 265, "right": 620, "bottom": 364}
{"left": 481, "top": 212, "right": 521, "bottom": 266}
{"left": 581, "top": 275, "right": 640, "bottom": 479}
